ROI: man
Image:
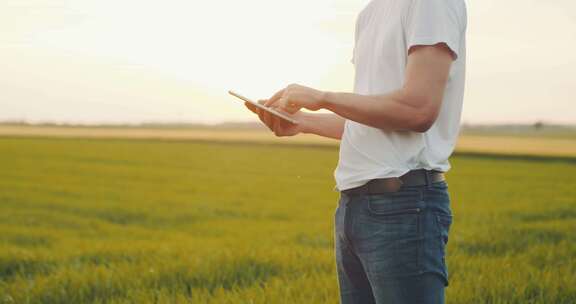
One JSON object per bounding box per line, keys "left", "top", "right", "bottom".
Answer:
{"left": 244, "top": 0, "right": 467, "bottom": 302}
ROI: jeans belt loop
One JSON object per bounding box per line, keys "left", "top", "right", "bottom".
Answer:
{"left": 424, "top": 170, "right": 431, "bottom": 189}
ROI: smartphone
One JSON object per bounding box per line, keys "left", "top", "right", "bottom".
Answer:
{"left": 229, "top": 90, "right": 299, "bottom": 125}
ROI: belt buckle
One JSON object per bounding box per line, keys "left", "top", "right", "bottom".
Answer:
{"left": 370, "top": 177, "right": 403, "bottom": 193}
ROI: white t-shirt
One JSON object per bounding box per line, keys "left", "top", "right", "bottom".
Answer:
{"left": 334, "top": 0, "right": 467, "bottom": 191}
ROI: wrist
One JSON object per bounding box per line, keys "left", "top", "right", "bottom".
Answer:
{"left": 319, "top": 90, "right": 333, "bottom": 111}
{"left": 297, "top": 112, "right": 314, "bottom": 135}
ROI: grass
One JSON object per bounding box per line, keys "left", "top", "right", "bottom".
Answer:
{"left": 0, "top": 137, "right": 575, "bottom": 303}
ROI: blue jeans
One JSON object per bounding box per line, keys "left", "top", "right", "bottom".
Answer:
{"left": 334, "top": 181, "right": 452, "bottom": 304}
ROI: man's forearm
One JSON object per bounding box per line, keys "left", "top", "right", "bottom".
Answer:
{"left": 267, "top": 45, "right": 452, "bottom": 133}
{"left": 300, "top": 112, "right": 345, "bottom": 140}
{"left": 321, "top": 89, "right": 434, "bottom": 133}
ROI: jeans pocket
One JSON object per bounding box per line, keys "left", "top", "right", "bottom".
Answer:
{"left": 366, "top": 189, "right": 423, "bottom": 216}
{"left": 435, "top": 213, "right": 453, "bottom": 246}
{"left": 355, "top": 191, "right": 426, "bottom": 278}
{"left": 361, "top": 190, "right": 424, "bottom": 240}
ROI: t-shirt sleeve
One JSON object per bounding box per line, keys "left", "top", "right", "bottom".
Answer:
{"left": 404, "top": 0, "right": 466, "bottom": 60}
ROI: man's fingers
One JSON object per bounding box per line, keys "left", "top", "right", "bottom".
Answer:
{"left": 257, "top": 109, "right": 266, "bottom": 125}
{"left": 260, "top": 111, "right": 274, "bottom": 130}
{"left": 244, "top": 102, "right": 257, "bottom": 114}
{"left": 256, "top": 107, "right": 266, "bottom": 124}
{"left": 266, "top": 113, "right": 283, "bottom": 136}
{"left": 245, "top": 99, "right": 286, "bottom": 135}
{"left": 272, "top": 118, "right": 280, "bottom": 136}
{"left": 272, "top": 97, "right": 286, "bottom": 110}
{"left": 250, "top": 99, "right": 286, "bottom": 133}
{"left": 265, "top": 89, "right": 285, "bottom": 107}
{"left": 276, "top": 98, "right": 300, "bottom": 114}
{"left": 274, "top": 124, "right": 284, "bottom": 137}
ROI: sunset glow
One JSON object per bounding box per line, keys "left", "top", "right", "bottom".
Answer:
{"left": 1, "top": 0, "right": 575, "bottom": 124}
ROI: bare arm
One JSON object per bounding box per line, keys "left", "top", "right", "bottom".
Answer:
{"left": 266, "top": 43, "right": 455, "bottom": 133}
{"left": 300, "top": 112, "right": 345, "bottom": 140}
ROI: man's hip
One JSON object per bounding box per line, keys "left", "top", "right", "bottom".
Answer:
{"left": 334, "top": 175, "right": 452, "bottom": 304}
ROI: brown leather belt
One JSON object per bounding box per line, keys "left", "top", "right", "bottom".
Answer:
{"left": 341, "top": 169, "right": 445, "bottom": 195}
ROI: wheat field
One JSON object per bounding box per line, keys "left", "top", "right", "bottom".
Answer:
{"left": 0, "top": 136, "right": 575, "bottom": 303}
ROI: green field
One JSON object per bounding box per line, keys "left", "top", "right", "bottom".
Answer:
{"left": 1, "top": 137, "right": 575, "bottom": 303}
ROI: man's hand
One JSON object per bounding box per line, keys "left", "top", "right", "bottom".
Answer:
{"left": 243, "top": 100, "right": 306, "bottom": 137}
{"left": 244, "top": 100, "right": 346, "bottom": 140}
{"left": 264, "top": 84, "right": 326, "bottom": 114}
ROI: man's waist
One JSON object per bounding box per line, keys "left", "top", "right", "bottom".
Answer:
{"left": 341, "top": 169, "right": 445, "bottom": 195}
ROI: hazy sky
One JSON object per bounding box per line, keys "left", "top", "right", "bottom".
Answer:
{"left": 1, "top": 0, "right": 575, "bottom": 124}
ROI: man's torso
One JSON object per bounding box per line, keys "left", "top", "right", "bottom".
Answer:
{"left": 335, "top": 0, "right": 467, "bottom": 191}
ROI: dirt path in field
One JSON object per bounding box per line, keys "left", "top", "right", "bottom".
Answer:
{"left": 1, "top": 125, "right": 575, "bottom": 158}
